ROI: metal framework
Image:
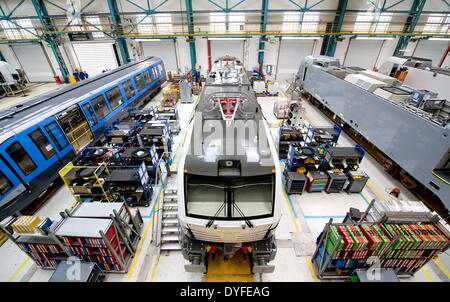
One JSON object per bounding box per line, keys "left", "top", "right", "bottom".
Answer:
{"left": 186, "top": 0, "right": 196, "bottom": 72}
{"left": 31, "top": 0, "right": 70, "bottom": 82}
{"left": 108, "top": 0, "right": 130, "bottom": 64}
{"left": 257, "top": 0, "right": 269, "bottom": 76}
{"left": 325, "top": 0, "right": 347, "bottom": 57}
{"left": 394, "top": 0, "right": 427, "bottom": 56}
{"left": 0, "top": 0, "right": 448, "bottom": 79}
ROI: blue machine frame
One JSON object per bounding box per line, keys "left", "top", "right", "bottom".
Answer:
{"left": 296, "top": 56, "right": 450, "bottom": 212}
{"left": 0, "top": 57, "right": 166, "bottom": 220}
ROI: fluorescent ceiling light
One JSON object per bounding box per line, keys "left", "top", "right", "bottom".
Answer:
{"left": 355, "top": 37, "right": 394, "bottom": 40}
{"left": 133, "top": 38, "right": 161, "bottom": 42}
{"left": 429, "top": 37, "right": 450, "bottom": 41}
{"left": 208, "top": 37, "right": 246, "bottom": 40}
{"left": 282, "top": 36, "right": 320, "bottom": 40}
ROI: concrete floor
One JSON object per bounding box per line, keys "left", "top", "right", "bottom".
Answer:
{"left": 0, "top": 83, "right": 64, "bottom": 112}
{"left": 0, "top": 80, "right": 449, "bottom": 282}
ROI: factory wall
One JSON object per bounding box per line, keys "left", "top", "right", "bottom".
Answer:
{"left": 0, "top": 0, "right": 448, "bottom": 82}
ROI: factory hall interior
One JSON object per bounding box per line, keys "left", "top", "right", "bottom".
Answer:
{"left": 1, "top": 0, "right": 450, "bottom": 286}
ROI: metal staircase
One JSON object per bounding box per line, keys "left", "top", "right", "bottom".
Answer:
{"left": 160, "top": 188, "right": 181, "bottom": 252}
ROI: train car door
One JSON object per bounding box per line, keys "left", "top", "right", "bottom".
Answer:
{"left": 42, "top": 118, "right": 74, "bottom": 163}
{"left": 56, "top": 105, "right": 94, "bottom": 153}
{"left": 0, "top": 157, "right": 27, "bottom": 217}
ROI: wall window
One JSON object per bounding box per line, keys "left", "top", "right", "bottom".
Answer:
{"left": 423, "top": 14, "right": 448, "bottom": 33}
{"left": 0, "top": 18, "right": 37, "bottom": 39}
{"left": 229, "top": 13, "right": 245, "bottom": 32}
{"left": 155, "top": 14, "right": 173, "bottom": 34}
{"left": 0, "top": 171, "right": 13, "bottom": 196}
{"left": 67, "top": 16, "right": 105, "bottom": 38}
{"left": 134, "top": 75, "right": 145, "bottom": 90}
{"left": 352, "top": 12, "right": 392, "bottom": 33}
{"left": 373, "top": 13, "right": 392, "bottom": 33}
{"left": 301, "top": 12, "right": 320, "bottom": 32}
{"left": 441, "top": 16, "right": 450, "bottom": 34}
{"left": 91, "top": 95, "right": 110, "bottom": 120}
{"left": 282, "top": 12, "right": 301, "bottom": 32}
{"left": 105, "top": 87, "right": 123, "bottom": 110}
{"left": 6, "top": 142, "right": 37, "bottom": 176}
{"left": 85, "top": 16, "right": 105, "bottom": 38}
{"left": 44, "top": 122, "right": 69, "bottom": 150}
{"left": 210, "top": 12, "right": 226, "bottom": 32}
{"left": 136, "top": 14, "right": 173, "bottom": 34}
{"left": 29, "top": 129, "right": 56, "bottom": 160}
{"left": 353, "top": 12, "right": 373, "bottom": 33}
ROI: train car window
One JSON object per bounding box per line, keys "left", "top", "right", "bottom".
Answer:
{"left": 105, "top": 87, "right": 123, "bottom": 110}
{"left": 44, "top": 122, "right": 69, "bottom": 150}
{"left": 152, "top": 67, "right": 158, "bottom": 79}
{"left": 134, "top": 74, "right": 145, "bottom": 91}
{"left": 231, "top": 174, "right": 274, "bottom": 217}
{"left": 143, "top": 70, "right": 152, "bottom": 85}
{"left": 82, "top": 103, "right": 98, "bottom": 126}
{"left": 6, "top": 142, "right": 37, "bottom": 176}
{"left": 0, "top": 171, "right": 13, "bottom": 195}
{"left": 122, "top": 80, "right": 136, "bottom": 99}
{"left": 29, "top": 129, "right": 56, "bottom": 160}
{"left": 91, "top": 95, "right": 110, "bottom": 120}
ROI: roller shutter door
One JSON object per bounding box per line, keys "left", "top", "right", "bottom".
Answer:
{"left": 72, "top": 43, "right": 119, "bottom": 76}
{"left": 211, "top": 40, "right": 245, "bottom": 62}
{"left": 413, "top": 40, "right": 450, "bottom": 65}
{"left": 344, "top": 39, "right": 383, "bottom": 70}
{"left": 11, "top": 44, "right": 54, "bottom": 82}
{"left": 278, "top": 40, "right": 315, "bottom": 78}
{"left": 141, "top": 40, "right": 178, "bottom": 72}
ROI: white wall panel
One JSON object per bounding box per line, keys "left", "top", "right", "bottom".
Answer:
{"left": 344, "top": 39, "right": 383, "bottom": 70}
{"left": 141, "top": 40, "right": 178, "bottom": 72}
{"left": 195, "top": 38, "right": 208, "bottom": 76}
{"left": 11, "top": 44, "right": 54, "bottom": 82}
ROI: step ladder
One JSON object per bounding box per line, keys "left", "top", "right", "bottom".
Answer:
{"left": 285, "top": 81, "right": 298, "bottom": 96}
{"left": 160, "top": 188, "right": 181, "bottom": 252}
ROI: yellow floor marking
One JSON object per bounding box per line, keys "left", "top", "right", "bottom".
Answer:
{"left": 434, "top": 258, "right": 450, "bottom": 277}
{"left": 8, "top": 257, "right": 30, "bottom": 282}
{"left": 421, "top": 267, "right": 433, "bottom": 282}
{"left": 304, "top": 112, "right": 319, "bottom": 127}
{"left": 126, "top": 192, "right": 161, "bottom": 282}
{"left": 306, "top": 256, "right": 318, "bottom": 282}
{"left": 366, "top": 180, "right": 386, "bottom": 201}
{"left": 282, "top": 187, "right": 301, "bottom": 233}
{"left": 149, "top": 255, "right": 160, "bottom": 282}
{"left": 204, "top": 252, "right": 254, "bottom": 282}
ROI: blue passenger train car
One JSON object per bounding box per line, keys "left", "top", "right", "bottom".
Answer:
{"left": 0, "top": 57, "right": 166, "bottom": 220}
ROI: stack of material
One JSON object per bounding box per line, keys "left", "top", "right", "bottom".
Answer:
{"left": 316, "top": 222, "right": 450, "bottom": 277}
{"left": 57, "top": 218, "right": 124, "bottom": 272}
{"left": 380, "top": 224, "right": 449, "bottom": 272}
{"left": 12, "top": 216, "right": 42, "bottom": 234}
{"left": 0, "top": 229, "right": 7, "bottom": 246}
{"left": 162, "top": 84, "right": 180, "bottom": 106}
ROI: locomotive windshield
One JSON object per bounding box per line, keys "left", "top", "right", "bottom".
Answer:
{"left": 185, "top": 173, "right": 275, "bottom": 220}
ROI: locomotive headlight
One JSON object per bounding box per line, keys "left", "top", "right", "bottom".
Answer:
{"left": 225, "top": 160, "right": 233, "bottom": 167}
